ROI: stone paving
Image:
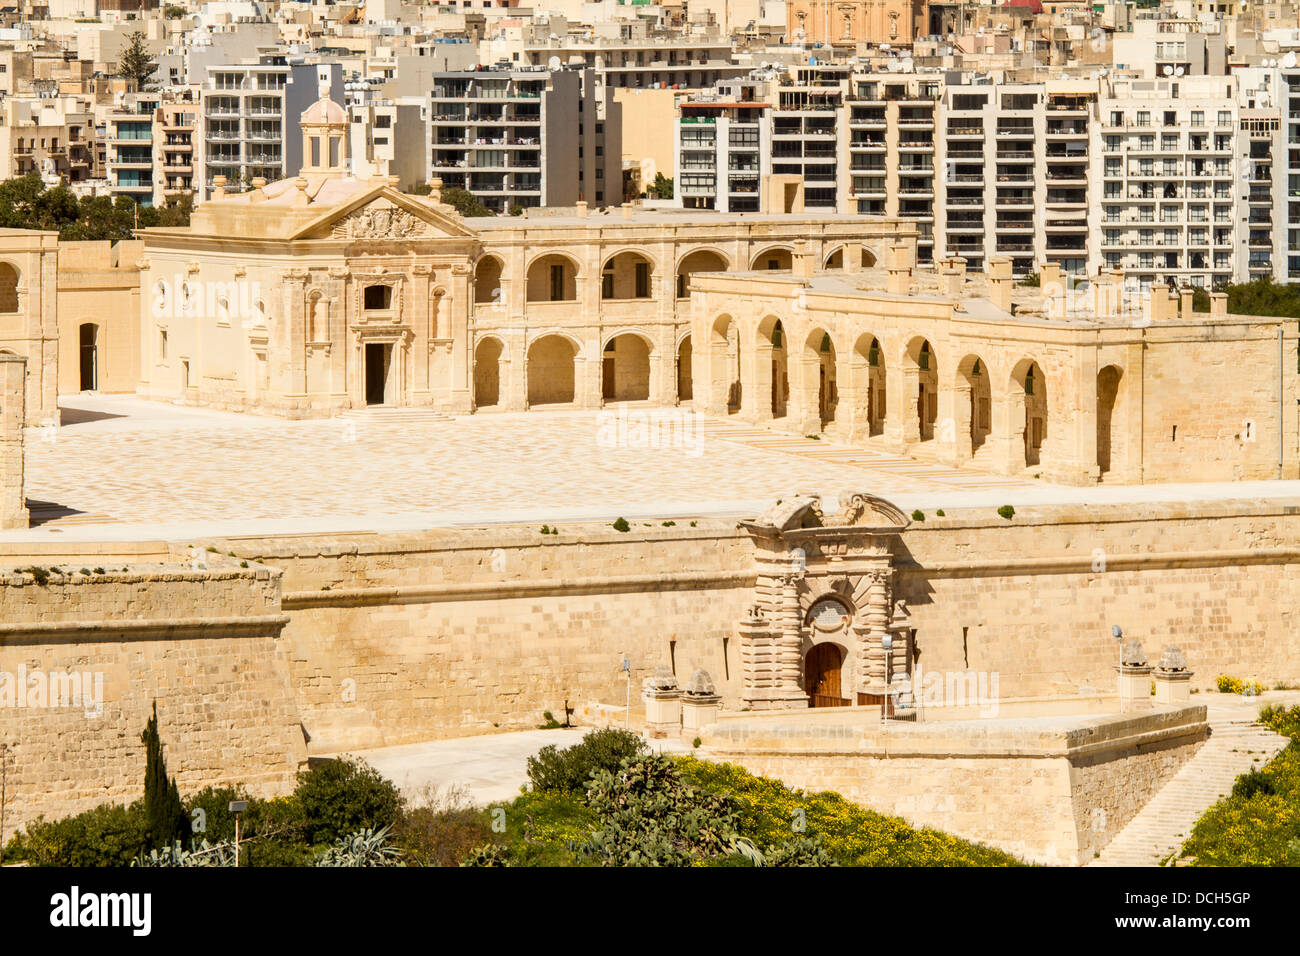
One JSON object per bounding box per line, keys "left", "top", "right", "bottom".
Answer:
{"left": 8, "top": 393, "right": 1300, "bottom": 541}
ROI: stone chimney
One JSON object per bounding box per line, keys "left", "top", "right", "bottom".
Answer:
{"left": 1210, "top": 292, "right": 1227, "bottom": 318}
{"left": 793, "top": 240, "right": 816, "bottom": 278}
{"left": 576, "top": 199, "right": 589, "bottom": 218}
{"left": 0, "top": 351, "right": 28, "bottom": 529}
{"left": 1179, "top": 288, "right": 1194, "bottom": 320}
{"left": 941, "top": 256, "right": 966, "bottom": 297}
{"left": 1145, "top": 285, "right": 1167, "bottom": 324}
{"left": 212, "top": 175, "right": 227, "bottom": 200}
{"left": 1040, "top": 261, "right": 1061, "bottom": 293}
{"left": 988, "top": 256, "right": 1013, "bottom": 313}
{"left": 886, "top": 242, "right": 912, "bottom": 295}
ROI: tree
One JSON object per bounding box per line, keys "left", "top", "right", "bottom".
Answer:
{"left": 645, "top": 172, "right": 674, "bottom": 200}
{"left": 141, "top": 701, "right": 188, "bottom": 851}
{"left": 439, "top": 186, "right": 493, "bottom": 217}
{"left": 118, "top": 32, "right": 157, "bottom": 91}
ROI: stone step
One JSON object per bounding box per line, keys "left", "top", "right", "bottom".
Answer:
{"left": 1088, "top": 719, "right": 1288, "bottom": 868}
{"left": 338, "top": 407, "right": 452, "bottom": 424}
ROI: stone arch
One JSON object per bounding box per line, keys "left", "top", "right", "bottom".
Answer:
{"left": 823, "top": 245, "right": 877, "bottom": 270}
{"left": 804, "top": 327, "right": 838, "bottom": 427}
{"left": 751, "top": 246, "right": 794, "bottom": 271}
{"left": 709, "top": 314, "right": 741, "bottom": 413}
{"left": 676, "top": 248, "right": 730, "bottom": 299}
{"left": 905, "top": 336, "right": 939, "bottom": 442}
{"left": 474, "top": 254, "right": 504, "bottom": 305}
{"left": 474, "top": 336, "right": 505, "bottom": 408}
{"left": 851, "top": 333, "right": 886, "bottom": 438}
{"left": 526, "top": 252, "right": 580, "bottom": 303}
{"left": 526, "top": 333, "right": 579, "bottom": 406}
{"left": 601, "top": 250, "right": 655, "bottom": 300}
{"left": 1097, "top": 364, "right": 1123, "bottom": 478}
{"left": 956, "top": 353, "right": 992, "bottom": 455}
{"left": 429, "top": 287, "right": 447, "bottom": 339}
{"left": 676, "top": 332, "right": 693, "bottom": 401}
{"left": 0, "top": 263, "right": 18, "bottom": 313}
{"left": 601, "top": 331, "right": 652, "bottom": 402}
{"left": 1010, "top": 358, "right": 1048, "bottom": 468}
{"left": 758, "top": 314, "right": 789, "bottom": 419}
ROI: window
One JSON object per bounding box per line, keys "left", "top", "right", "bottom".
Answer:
{"left": 635, "top": 262, "right": 649, "bottom": 298}
{"left": 1191, "top": 111, "right": 1204, "bottom": 126}
{"left": 1218, "top": 110, "right": 1231, "bottom": 127}
{"left": 364, "top": 285, "right": 392, "bottom": 310}
{"left": 602, "top": 265, "right": 614, "bottom": 298}
{"left": 550, "top": 264, "right": 563, "bottom": 301}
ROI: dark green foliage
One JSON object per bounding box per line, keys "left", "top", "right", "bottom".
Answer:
{"left": 2, "top": 802, "right": 149, "bottom": 866}
{"left": 911, "top": 509, "right": 925, "bottom": 522}
{"left": 0, "top": 174, "right": 191, "bottom": 240}
{"left": 117, "top": 31, "right": 157, "bottom": 89}
{"left": 183, "top": 785, "right": 249, "bottom": 845}
{"left": 644, "top": 172, "right": 674, "bottom": 200}
{"left": 582, "top": 754, "right": 748, "bottom": 866}
{"left": 294, "top": 756, "right": 404, "bottom": 845}
{"left": 526, "top": 728, "right": 647, "bottom": 793}
{"left": 1018, "top": 272, "right": 1040, "bottom": 288}
{"left": 141, "top": 701, "right": 188, "bottom": 851}
{"left": 1231, "top": 768, "right": 1275, "bottom": 800}
{"left": 612, "top": 517, "right": 630, "bottom": 532}
{"left": 440, "top": 186, "right": 493, "bottom": 217}
{"left": 997, "top": 505, "right": 1015, "bottom": 520}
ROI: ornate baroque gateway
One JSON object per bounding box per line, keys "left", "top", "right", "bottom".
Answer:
{"left": 736, "top": 492, "right": 914, "bottom": 711}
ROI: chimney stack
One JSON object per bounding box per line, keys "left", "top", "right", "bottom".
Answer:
{"left": 988, "top": 256, "right": 1013, "bottom": 313}
{"left": 576, "top": 200, "right": 589, "bottom": 218}
{"left": 886, "top": 241, "right": 912, "bottom": 295}
{"left": 1179, "top": 288, "right": 1194, "bottom": 320}
{"left": 1210, "top": 292, "right": 1228, "bottom": 318}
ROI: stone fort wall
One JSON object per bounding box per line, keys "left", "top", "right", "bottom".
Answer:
{"left": 3, "top": 500, "right": 1298, "bottom": 831}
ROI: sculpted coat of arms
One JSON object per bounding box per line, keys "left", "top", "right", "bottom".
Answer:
{"left": 333, "top": 205, "right": 430, "bottom": 240}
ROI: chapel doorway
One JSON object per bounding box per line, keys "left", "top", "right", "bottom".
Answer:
{"left": 805, "top": 643, "right": 849, "bottom": 708}
{"left": 365, "top": 342, "right": 390, "bottom": 405}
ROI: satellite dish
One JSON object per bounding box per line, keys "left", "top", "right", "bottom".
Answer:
{"left": 1175, "top": 66, "right": 1185, "bottom": 76}
{"left": 1099, "top": 67, "right": 1107, "bottom": 77}
{"left": 548, "top": 55, "right": 561, "bottom": 71}
{"left": 1284, "top": 51, "right": 1298, "bottom": 68}
{"left": 1163, "top": 65, "right": 1174, "bottom": 76}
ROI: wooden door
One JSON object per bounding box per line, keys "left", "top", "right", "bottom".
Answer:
{"left": 805, "top": 643, "right": 849, "bottom": 708}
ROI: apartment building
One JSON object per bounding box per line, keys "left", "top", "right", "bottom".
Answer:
{"left": 348, "top": 99, "right": 426, "bottom": 190}
{"left": 0, "top": 95, "right": 95, "bottom": 185}
{"left": 198, "top": 59, "right": 343, "bottom": 199}
{"left": 157, "top": 95, "right": 199, "bottom": 206}
{"left": 428, "top": 67, "right": 621, "bottom": 212}
{"left": 675, "top": 78, "right": 772, "bottom": 213}
{"left": 105, "top": 93, "right": 159, "bottom": 206}
{"left": 1095, "top": 75, "right": 1240, "bottom": 288}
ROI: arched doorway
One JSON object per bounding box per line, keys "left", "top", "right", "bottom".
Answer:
{"left": 527, "top": 335, "right": 577, "bottom": 406}
{"left": 676, "top": 250, "right": 728, "bottom": 299}
{"left": 958, "top": 354, "right": 991, "bottom": 455}
{"left": 474, "top": 255, "right": 504, "bottom": 306}
{"left": 907, "top": 338, "right": 938, "bottom": 441}
{"left": 676, "top": 335, "right": 692, "bottom": 402}
{"left": 762, "top": 318, "right": 789, "bottom": 418}
{"left": 474, "top": 337, "right": 503, "bottom": 408}
{"left": 1097, "top": 365, "right": 1122, "bottom": 477}
{"left": 710, "top": 315, "right": 741, "bottom": 413}
{"left": 751, "top": 247, "right": 793, "bottom": 271}
{"left": 809, "top": 329, "right": 837, "bottom": 426}
{"left": 79, "top": 322, "right": 98, "bottom": 391}
{"left": 853, "top": 334, "right": 886, "bottom": 437}
{"left": 1012, "top": 360, "right": 1048, "bottom": 468}
{"left": 526, "top": 254, "right": 578, "bottom": 302}
{"left": 602, "top": 333, "right": 651, "bottom": 402}
{"left": 601, "top": 252, "right": 654, "bottom": 300}
{"left": 805, "top": 643, "right": 848, "bottom": 708}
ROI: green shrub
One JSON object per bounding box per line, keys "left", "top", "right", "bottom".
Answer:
{"left": 997, "top": 505, "right": 1015, "bottom": 520}
{"left": 612, "top": 517, "right": 630, "bottom": 532}
{"left": 394, "top": 785, "right": 492, "bottom": 866}
{"left": 183, "top": 784, "right": 249, "bottom": 844}
{"left": 466, "top": 789, "right": 598, "bottom": 866}
{"left": 294, "top": 756, "right": 404, "bottom": 845}
{"left": 141, "top": 700, "right": 188, "bottom": 851}
{"left": 1216, "top": 675, "right": 1265, "bottom": 695}
{"left": 4, "top": 801, "right": 149, "bottom": 867}
{"left": 935, "top": 509, "right": 945, "bottom": 517}
{"left": 526, "top": 728, "right": 647, "bottom": 793}
{"left": 1261, "top": 704, "right": 1300, "bottom": 739}
{"left": 1231, "top": 768, "right": 1275, "bottom": 800}
{"left": 314, "top": 826, "right": 404, "bottom": 867}
{"left": 911, "top": 510, "right": 925, "bottom": 522}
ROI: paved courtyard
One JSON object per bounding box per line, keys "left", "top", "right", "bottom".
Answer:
{"left": 6, "top": 393, "right": 1300, "bottom": 541}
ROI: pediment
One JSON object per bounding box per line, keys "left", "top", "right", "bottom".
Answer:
{"left": 291, "top": 188, "right": 477, "bottom": 242}
{"left": 745, "top": 492, "right": 910, "bottom": 534}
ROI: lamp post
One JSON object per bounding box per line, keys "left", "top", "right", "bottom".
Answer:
{"left": 229, "top": 800, "right": 248, "bottom": 866}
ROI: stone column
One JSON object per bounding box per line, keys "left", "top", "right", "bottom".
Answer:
{"left": 1153, "top": 646, "right": 1194, "bottom": 705}
{"left": 1116, "top": 641, "right": 1154, "bottom": 712}
{"left": 642, "top": 667, "right": 681, "bottom": 738}
{"left": 681, "top": 669, "right": 722, "bottom": 733}
{"left": 856, "top": 570, "right": 890, "bottom": 696}
{"left": 950, "top": 382, "right": 973, "bottom": 464}
{"left": 447, "top": 264, "right": 473, "bottom": 413}
{"left": 0, "top": 352, "right": 28, "bottom": 529}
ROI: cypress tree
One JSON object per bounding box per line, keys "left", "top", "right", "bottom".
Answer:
{"left": 141, "top": 700, "right": 188, "bottom": 850}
